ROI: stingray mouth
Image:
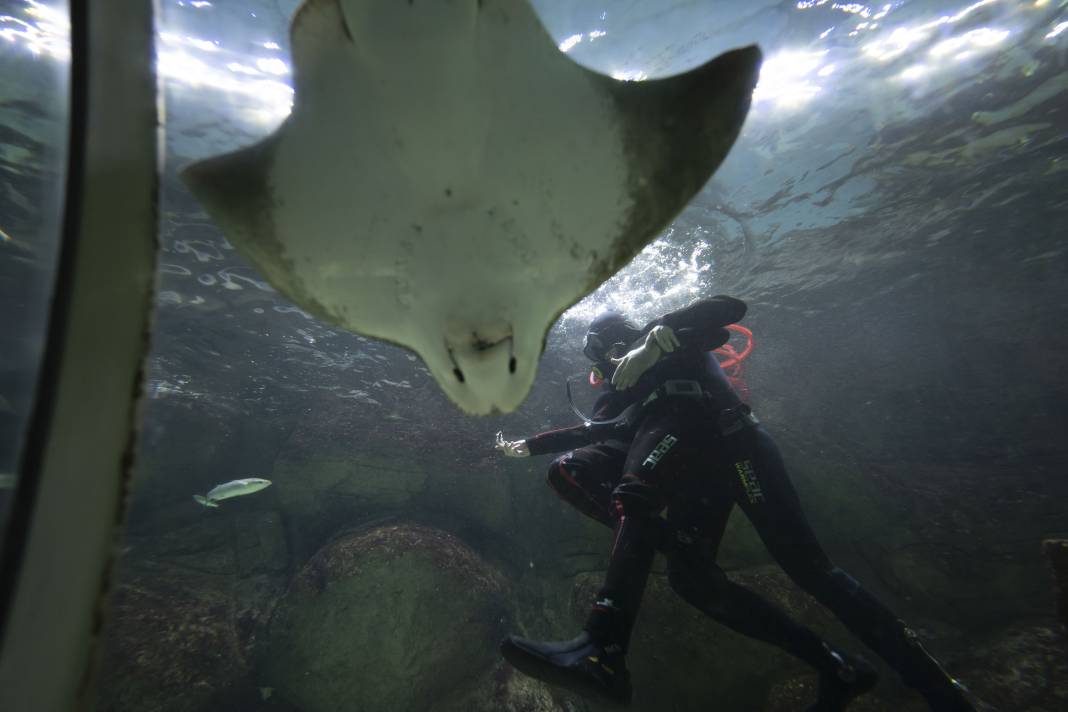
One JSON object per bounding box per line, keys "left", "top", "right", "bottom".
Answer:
{"left": 445, "top": 331, "right": 516, "bottom": 384}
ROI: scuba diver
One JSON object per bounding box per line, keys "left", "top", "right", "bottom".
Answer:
{"left": 494, "top": 296, "right": 981, "bottom": 711}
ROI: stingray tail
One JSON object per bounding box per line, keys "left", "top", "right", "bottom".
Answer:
{"left": 193, "top": 495, "right": 219, "bottom": 508}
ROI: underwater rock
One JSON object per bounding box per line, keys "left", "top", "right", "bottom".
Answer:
{"left": 950, "top": 624, "right": 1068, "bottom": 712}
{"left": 262, "top": 523, "right": 510, "bottom": 712}
{"left": 96, "top": 565, "right": 251, "bottom": 712}
{"left": 764, "top": 675, "right": 925, "bottom": 712}
{"left": 96, "top": 506, "right": 290, "bottom": 711}
{"left": 269, "top": 433, "right": 517, "bottom": 565}
{"left": 270, "top": 454, "right": 428, "bottom": 540}
{"left": 435, "top": 660, "right": 574, "bottom": 712}
{"left": 1043, "top": 539, "right": 1068, "bottom": 635}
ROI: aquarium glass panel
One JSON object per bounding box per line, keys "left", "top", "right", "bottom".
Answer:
{"left": 0, "top": 0, "right": 70, "bottom": 548}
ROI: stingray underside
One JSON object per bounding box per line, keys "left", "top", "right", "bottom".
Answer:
{"left": 182, "top": 0, "right": 761, "bottom": 414}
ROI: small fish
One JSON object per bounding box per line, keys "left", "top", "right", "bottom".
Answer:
{"left": 193, "top": 477, "right": 271, "bottom": 508}
{"left": 0, "top": 228, "right": 32, "bottom": 256}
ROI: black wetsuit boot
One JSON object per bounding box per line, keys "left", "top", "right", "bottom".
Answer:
{"left": 501, "top": 487, "right": 659, "bottom": 706}
{"left": 500, "top": 592, "right": 634, "bottom": 706}
{"left": 500, "top": 629, "right": 631, "bottom": 706}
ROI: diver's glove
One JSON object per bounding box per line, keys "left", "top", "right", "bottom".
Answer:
{"left": 649, "top": 324, "right": 681, "bottom": 354}
{"left": 611, "top": 325, "right": 679, "bottom": 390}
{"left": 495, "top": 431, "right": 530, "bottom": 458}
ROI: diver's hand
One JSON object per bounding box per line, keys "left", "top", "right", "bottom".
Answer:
{"left": 611, "top": 326, "right": 678, "bottom": 390}
{"left": 648, "top": 325, "right": 680, "bottom": 354}
{"left": 495, "top": 431, "right": 530, "bottom": 458}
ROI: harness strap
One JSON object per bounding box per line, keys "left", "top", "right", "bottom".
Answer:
{"left": 572, "top": 379, "right": 758, "bottom": 438}
{"left": 717, "top": 402, "right": 760, "bottom": 435}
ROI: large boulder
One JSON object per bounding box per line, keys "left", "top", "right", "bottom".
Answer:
{"left": 952, "top": 624, "right": 1068, "bottom": 712}
{"left": 436, "top": 660, "right": 574, "bottom": 712}
{"left": 262, "top": 523, "right": 511, "bottom": 712}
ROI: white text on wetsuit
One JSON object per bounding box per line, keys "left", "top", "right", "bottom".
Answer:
{"left": 642, "top": 434, "right": 679, "bottom": 469}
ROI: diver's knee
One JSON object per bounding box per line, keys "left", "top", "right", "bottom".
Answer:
{"left": 546, "top": 455, "right": 577, "bottom": 494}
{"left": 611, "top": 476, "right": 661, "bottom": 518}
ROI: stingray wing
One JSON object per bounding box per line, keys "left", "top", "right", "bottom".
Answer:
{"left": 591, "top": 46, "right": 762, "bottom": 288}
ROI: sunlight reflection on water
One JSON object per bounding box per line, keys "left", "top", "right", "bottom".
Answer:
{"left": 2, "top": 0, "right": 1063, "bottom": 330}
{"left": 3, "top": 0, "right": 1059, "bottom": 128}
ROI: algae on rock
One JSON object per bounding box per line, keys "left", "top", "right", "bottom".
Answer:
{"left": 263, "top": 523, "right": 511, "bottom": 712}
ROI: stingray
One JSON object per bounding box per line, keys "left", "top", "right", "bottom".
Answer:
{"left": 182, "top": 0, "right": 761, "bottom": 415}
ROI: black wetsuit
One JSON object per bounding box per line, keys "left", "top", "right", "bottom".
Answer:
{"left": 523, "top": 296, "right": 966, "bottom": 703}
